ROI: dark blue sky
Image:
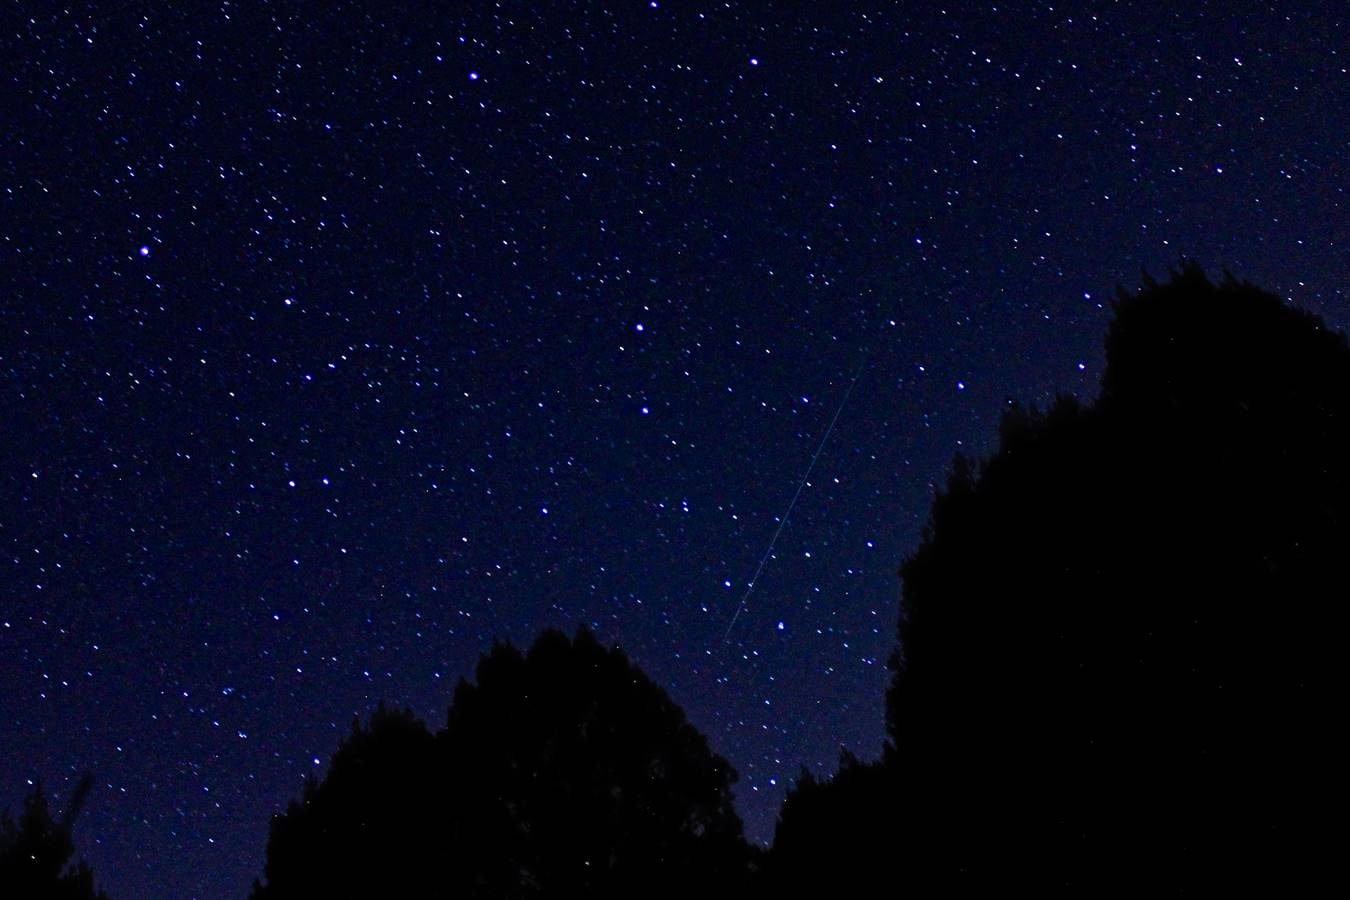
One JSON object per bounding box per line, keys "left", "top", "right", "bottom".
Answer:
{"left": 3, "top": 2, "right": 1345, "bottom": 896}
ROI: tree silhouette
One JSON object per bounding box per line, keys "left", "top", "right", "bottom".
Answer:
{"left": 252, "top": 627, "right": 752, "bottom": 897}
{"left": 882, "top": 262, "right": 1348, "bottom": 888}
{"left": 762, "top": 750, "right": 897, "bottom": 893}
{"left": 250, "top": 704, "right": 440, "bottom": 898}
{"left": 0, "top": 776, "right": 108, "bottom": 900}
{"left": 441, "top": 627, "right": 752, "bottom": 896}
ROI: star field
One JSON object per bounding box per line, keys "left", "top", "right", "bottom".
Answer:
{"left": 3, "top": 3, "right": 1346, "bottom": 897}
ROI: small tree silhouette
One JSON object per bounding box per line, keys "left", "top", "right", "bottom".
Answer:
{"left": 0, "top": 776, "right": 107, "bottom": 900}
{"left": 252, "top": 627, "right": 752, "bottom": 897}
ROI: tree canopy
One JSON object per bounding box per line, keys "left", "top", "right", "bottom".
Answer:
{"left": 883, "top": 262, "right": 1347, "bottom": 888}
{"left": 252, "top": 627, "right": 751, "bottom": 898}
{"left": 763, "top": 750, "right": 897, "bottom": 894}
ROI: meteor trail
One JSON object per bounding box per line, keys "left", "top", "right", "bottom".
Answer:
{"left": 721, "top": 348, "right": 871, "bottom": 644}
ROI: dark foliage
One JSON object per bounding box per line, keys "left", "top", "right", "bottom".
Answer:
{"left": 252, "top": 627, "right": 752, "bottom": 898}
{"left": 250, "top": 704, "right": 440, "bottom": 899}
{"left": 761, "top": 750, "right": 898, "bottom": 894}
{"left": 0, "top": 777, "right": 107, "bottom": 900}
{"left": 878, "top": 262, "right": 1348, "bottom": 888}
{"left": 441, "top": 627, "right": 753, "bottom": 895}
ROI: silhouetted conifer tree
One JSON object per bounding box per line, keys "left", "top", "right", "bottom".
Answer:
{"left": 0, "top": 777, "right": 107, "bottom": 900}
{"left": 882, "top": 262, "right": 1347, "bottom": 888}
{"left": 252, "top": 627, "right": 752, "bottom": 898}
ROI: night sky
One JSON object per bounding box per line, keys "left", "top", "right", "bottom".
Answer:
{"left": 4, "top": 2, "right": 1346, "bottom": 897}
